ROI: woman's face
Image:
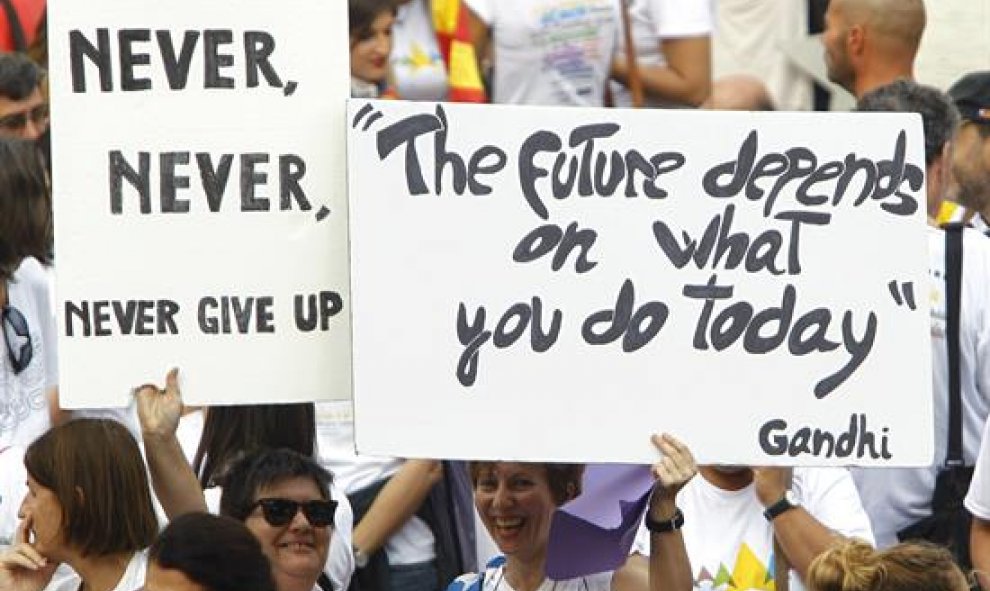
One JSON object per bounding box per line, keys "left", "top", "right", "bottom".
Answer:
{"left": 474, "top": 463, "right": 558, "bottom": 562}
{"left": 19, "top": 475, "right": 65, "bottom": 559}
{"left": 244, "top": 477, "right": 332, "bottom": 587}
{"left": 350, "top": 11, "right": 395, "bottom": 84}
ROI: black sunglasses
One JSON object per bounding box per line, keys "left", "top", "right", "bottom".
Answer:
{"left": 250, "top": 498, "right": 337, "bottom": 527}
{"left": 0, "top": 103, "right": 49, "bottom": 131}
{"left": 2, "top": 305, "right": 32, "bottom": 374}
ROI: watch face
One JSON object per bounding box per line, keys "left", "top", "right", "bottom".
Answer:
{"left": 785, "top": 490, "right": 799, "bottom": 506}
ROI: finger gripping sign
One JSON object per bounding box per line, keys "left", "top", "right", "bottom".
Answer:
{"left": 348, "top": 100, "right": 933, "bottom": 466}
{"left": 50, "top": 1, "right": 351, "bottom": 407}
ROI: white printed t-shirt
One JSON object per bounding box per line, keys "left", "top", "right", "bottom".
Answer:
{"left": 392, "top": 0, "right": 449, "bottom": 101}
{"left": 633, "top": 468, "right": 874, "bottom": 591}
{"left": 464, "top": 0, "right": 619, "bottom": 106}
{"left": 447, "top": 556, "right": 612, "bottom": 591}
{"left": 852, "top": 226, "right": 990, "bottom": 547}
{"left": 612, "top": 0, "right": 713, "bottom": 107}
{"left": 1, "top": 257, "right": 57, "bottom": 448}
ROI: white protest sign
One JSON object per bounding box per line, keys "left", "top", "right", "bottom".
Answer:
{"left": 49, "top": 1, "right": 350, "bottom": 407}
{"left": 348, "top": 100, "right": 933, "bottom": 466}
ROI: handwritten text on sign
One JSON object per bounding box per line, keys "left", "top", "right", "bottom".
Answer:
{"left": 50, "top": 1, "right": 351, "bottom": 407}
{"left": 348, "top": 101, "right": 932, "bottom": 466}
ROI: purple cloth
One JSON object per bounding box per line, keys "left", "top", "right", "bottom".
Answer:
{"left": 546, "top": 464, "right": 655, "bottom": 580}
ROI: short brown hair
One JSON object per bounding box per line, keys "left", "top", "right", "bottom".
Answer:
{"left": 808, "top": 538, "right": 968, "bottom": 591}
{"left": 468, "top": 462, "right": 585, "bottom": 506}
{"left": 0, "top": 137, "right": 52, "bottom": 281}
{"left": 24, "top": 419, "right": 158, "bottom": 557}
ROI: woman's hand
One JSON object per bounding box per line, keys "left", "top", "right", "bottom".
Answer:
{"left": 0, "top": 518, "right": 57, "bottom": 591}
{"left": 648, "top": 433, "right": 697, "bottom": 519}
{"left": 134, "top": 367, "right": 182, "bottom": 440}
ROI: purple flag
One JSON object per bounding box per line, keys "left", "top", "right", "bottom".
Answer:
{"left": 546, "top": 464, "right": 655, "bottom": 580}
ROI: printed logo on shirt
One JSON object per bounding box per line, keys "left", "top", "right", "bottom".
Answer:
{"left": 694, "top": 543, "right": 776, "bottom": 591}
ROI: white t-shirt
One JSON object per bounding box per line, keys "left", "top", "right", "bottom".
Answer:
{"left": 611, "top": 0, "right": 713, "bottom": 107}
{"left": 852, "top": 226, "right": 990, "bottom": 547}
{"left": 0, "top": 445, "right": 26, "bottom": 547}
{"left": 464, "top": 0, "right": 619, "bottom": 106}
{"left": 392, "top": 0, "right": 449, "bottom": 101}
{"left": 966, "top": 416, "right": 990, "bottom": 520}
{"left": 633, "top": 468, "right": 874, "bottom": 591}
{"left": 316, "top": 401, "right": 436, "bottom": 566}
{"left": 1, "top": 257, "right": 57, "bottom": 448}
{"left": 176, "top": 411, "right": 357, "bottom": 590}
{"left": 447, "top": 556, "right": 612, "bottom": 591}
{"left": 45, "top": 550, "right": 147, "bottom": 591}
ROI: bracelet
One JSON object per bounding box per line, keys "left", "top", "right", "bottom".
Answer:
{"left": 646, "top": 507, "right": 684, "bottom": 534}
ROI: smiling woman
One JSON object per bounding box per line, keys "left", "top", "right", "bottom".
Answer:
{"left": 218, "top": 448, "right": 336, "bottom": 591}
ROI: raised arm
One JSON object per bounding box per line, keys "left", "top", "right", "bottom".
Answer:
{"left": 134, "top": 368, "right": 207, "bottom": 518}
{"left": 753, "top": 467, "right": 842, "bottom": 582}
{"left": 351, "top": 459, "right": 443, "bottom": 557}
{"left": 613, "top": 433, "right": 695, "bottom": 591}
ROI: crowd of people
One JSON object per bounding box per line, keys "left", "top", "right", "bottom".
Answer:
{"left": 0, "top": 0, "right": 990, "bottom": 590}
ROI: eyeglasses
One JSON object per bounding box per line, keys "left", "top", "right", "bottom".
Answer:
{"left": 0, "top": 103, "right": 49, "bottom": 132}
{"left": 250, "top": 498, "right": 337, "bottom": 528}
{"left": 1, "top": 305, "right": 32, "bottom": 375}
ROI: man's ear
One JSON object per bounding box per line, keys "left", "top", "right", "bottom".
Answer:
{"left": 847, "top": 24, "right": 866, "bottom": 57}
{"left": 927, "top": 142, "right": 952, "bottom": 218}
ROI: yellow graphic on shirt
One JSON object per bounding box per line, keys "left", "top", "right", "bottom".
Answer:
{"left": 408, "top": 43, "right": 434, "bottom": 70}
{"left": 695, "top": 543, "right": 775, "bottom": 591}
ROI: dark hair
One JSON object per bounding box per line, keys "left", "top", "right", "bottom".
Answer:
{"left": 193, "top": 403, "right": 316, "bottom": 488}
{"left": 468, "top": 462, "right": 585, "bottom": 505}
{"left": 0, "top": 137, "right": 52, "bottom": 280}
{"left": 218, "top": 448, "right": 333, "bottom": 521}
{"left": 349, "top": 0, "right": 396, "bottom": 41}
{"left": 149, "top": 512, "right": 278, "bottom": 591}
{"left": 856, "top": 79, "right": 959, "bottom": 165}
{"left": 808, "top": 539, "right": 967, "bottom": 591}
{"left": 0, "top": 52, "right": 43, "bottom": 100}
{"left": 24, "top": 419, "right": 158, "bottom": 558}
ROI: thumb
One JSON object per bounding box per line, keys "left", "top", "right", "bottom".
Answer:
{"left": 165, "top": 367, "right": 180, "bottom": 397}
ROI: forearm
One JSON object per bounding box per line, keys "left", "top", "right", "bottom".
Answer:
{"left": 647, "top": 508, "right": 693, "bottom": 591}
{"left": 972, "top": 517, "right": 990, "bottom": 586}
{"left": 614, "top": 38, "right": 711, "bottom": 106}
{"left": 770, "top": 508, "right": 842, "bottom": 581}
{"left": 352, "top": 459, "right": 442, "bottom": 554}
{"left": 143, "top": 432, "right": 207, "bottom": 518}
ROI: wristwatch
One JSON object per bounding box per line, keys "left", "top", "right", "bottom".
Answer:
{"left": 645, "top": 507, "right": 685, "bottom": 534}
{"left": 763, "top": 490, "right": 800, "bottom": 521}
{"left": 353, "top": 545, "right": 369, "bottom": 569}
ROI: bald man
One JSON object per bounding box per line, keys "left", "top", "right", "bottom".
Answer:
{"left": 821, "top": 0, "right": 925, "bottom": 98}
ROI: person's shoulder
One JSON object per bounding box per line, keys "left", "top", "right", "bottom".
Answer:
{"left": 12, "top": 256, "right": 49, "bottom": 286}
{"left": 447, "top": 557, "right": 506, "bottom": 591}
{"left": 793, "top": 466, "right": 856, "bottom": 494}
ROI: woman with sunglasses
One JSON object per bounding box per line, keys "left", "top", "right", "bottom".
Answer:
{"left": 134, "top": 370, "right": 354, "bottom": 591}
{"left": 0, "top": 418, "right": 158, "bottom": 591}
{"left": 218, "top": 447, "right": 339, "bottom": 591}
{"left": 0, "top": 137, "right": 56, "bottom": 450}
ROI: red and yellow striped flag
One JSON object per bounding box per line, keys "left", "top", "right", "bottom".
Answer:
{"left": 432, "top": 0, "right": 487, "bottom": 103}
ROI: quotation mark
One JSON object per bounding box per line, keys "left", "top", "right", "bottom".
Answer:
{"left": 352, "top": 103, "right": 383, "bottom": 132}
{"left": 888, "top": 281, "right": 916, "bottom": 310}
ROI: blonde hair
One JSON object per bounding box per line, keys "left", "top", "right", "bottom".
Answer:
{"left": 808, "top": 539, "right": 967, "bottom": 591}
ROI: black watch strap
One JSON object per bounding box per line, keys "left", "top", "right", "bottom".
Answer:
{"left": 646, "top": 507, "right": 685, "bottom": 534}
{"left": 763, "top": 492, "right": 798, "bottom": 521}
